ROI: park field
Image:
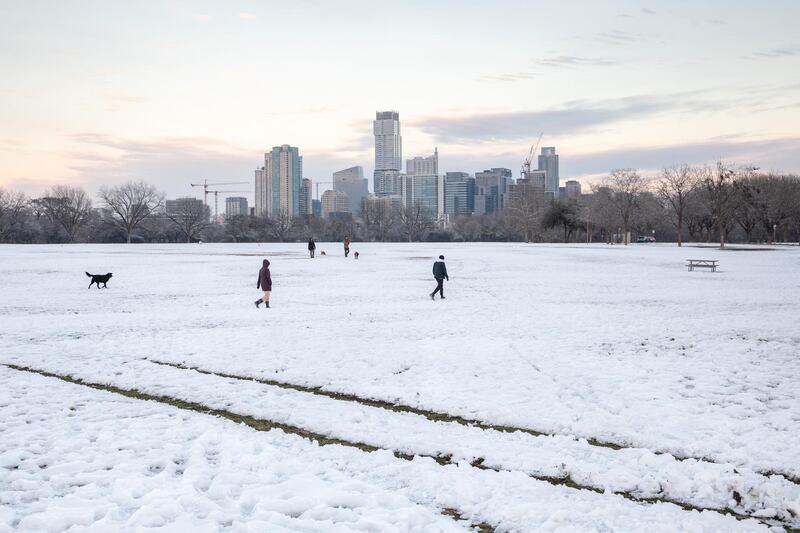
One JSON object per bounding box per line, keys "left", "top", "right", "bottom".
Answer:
{"left": 1, "top": 242, "right": 799, "bottom": 531}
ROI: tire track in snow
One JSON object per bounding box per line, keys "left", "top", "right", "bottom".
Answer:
{"left": 130, "top": 360, "right": 796, "bottom": 524}
{"left": 8, "top": 363, "right": 789, "bottom": 530}
{"left": 4, "top": 363, "right": 495, "bottom": 533}
{"left": 148, "top": 359, "right": 800, "bottom": 487}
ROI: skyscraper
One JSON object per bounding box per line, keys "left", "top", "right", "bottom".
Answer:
{"left": 373, "top": 111, "right": 402, "bottom": 195}
{"left": 404, "top": 174, "right": 444, "bottom": 218}
{"left": 254, "top": 144, "right": 303, "bottom": 217}
{"left": 444, "top": 172, "right": 475, "bottom": 216}
{"left": 320, "top": 190, "right": 349, "bottom": 219}
{"left": 474, "top": 168, "right": 512, "bottom": 215}
{"left": 333, "top": 166, "right": 368, "bottom": 217}
{"left": 299, "top": 178, "right": 313, "bottom": 216}
{"left": 538, "top": 147, "right": 559, "bottom": 195}
{"left": 565, "top": 180, "right": 582, "bottom": 199}
{"left": 406, "top": 147, "right": 438, "bottom": 175}
{"left": 225, "top": 197, "right": 248, "bottom": 218}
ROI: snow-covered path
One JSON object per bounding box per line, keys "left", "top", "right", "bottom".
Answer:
{"left": 2, "top": 242, "right": 799, "bottom": 530}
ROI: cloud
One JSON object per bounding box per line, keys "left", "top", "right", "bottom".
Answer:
{"left": 238, "top": 12, "right": 256, "bottom": 20}
{"left": 531, "top": 55, "right": 616, "bottom": 68}
{"left": 410, "top": 93, "right": 712, "bottom": 143}
{"left": 0, "top": 139, "right": 21, "bottom": 152}
{"left": 594, "top": 29, "right": 641, "bottom": 45}
{"left": 749, "top": 45, "right": 800, "bottom": 59}
{"left": 195, "top": 14, "right": 212, "bottom": 22}
{"left": 707, "top": 18, "right": 726, "bottom": 25}
{"left": 478, "top": 71, "right": 539, "bottom": 83}
{"left": 563, "top": 137, "right": 800, "bottom": 178}
{"left": 481, "top": 55, "right": 615, "bottom": 83}
{"left": 642, "top": 7, "right": 656, "bottom": 15}
{"left": 65, "top": 134, "right": 257, "bottom": 199}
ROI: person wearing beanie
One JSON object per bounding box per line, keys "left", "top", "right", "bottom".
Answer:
{"left": 430, "top": 254, "right": 449, "bottom": 300}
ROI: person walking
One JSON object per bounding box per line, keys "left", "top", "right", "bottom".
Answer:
{"left": 430, "top": 255, "right": 449, "bottom": 300}
{"left": 343, "top": 236, "right": 351, "bottom": 258}
{"left": 308, "top": 238, "right": 316, "bottom": 259}
{"left": 255, "top": 259, "right": 272, "bottom": 308}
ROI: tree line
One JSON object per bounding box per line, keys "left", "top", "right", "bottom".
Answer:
{"left": 1, "top": 163, "right": 799, "bottom": 245}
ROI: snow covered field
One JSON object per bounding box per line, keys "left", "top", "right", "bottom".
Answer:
{"left": 1, "top": 242, "right": 799, "bottom": 531}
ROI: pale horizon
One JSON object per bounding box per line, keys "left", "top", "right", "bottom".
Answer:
{"left": 1, "top": 0, "right": 799, "bottom": 204}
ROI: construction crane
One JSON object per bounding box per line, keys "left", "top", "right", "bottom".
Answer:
{"left": 190, "top": 179, "right": 249, "bottom": 207}
{"left": 521, "top": 132, "right": 544, "bottom": 179}
{"left": 206, "top": 190, "right": 250, "bottom": 221}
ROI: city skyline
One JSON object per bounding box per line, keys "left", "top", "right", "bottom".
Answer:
{"left": 1, "top": 1, "right": 799, "bottom": 203}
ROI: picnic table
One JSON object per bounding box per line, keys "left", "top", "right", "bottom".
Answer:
{"left": 686, "top": 259, "right": 718, "bottom": 272}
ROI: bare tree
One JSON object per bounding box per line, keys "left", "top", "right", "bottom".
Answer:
{"left": 98, "top": 181, "right": 164, "bottom": 243}
{"left": 732, "top": 177, "right": 760, "bottom": 242}
{"left": 362, "top": 198, "right": 395, "bottom": 241}
{"left": 656, "top": 165, "right": 699, "bottom": 246}
{"left": 37, "top": 186, "right": 93, "bottom": 242}
{"left": 398, "top": 203, "right": 434, "bottom": 242}
{"left": 703, "top": 162, "right": 739, "bottom": 248}
{"left": 505, "top": 182, "right": 545, "bottom": 242}
{"left": 264, "top": 210, "right": 295, "bottom": 242}
{"left": 165, "top": 199, "right": 210, "bottom": 243}
{"left": 605, "top": 169, "right": 647, "bottom": 245}
{"left": 0, "top": 189, "right": 29, "bottom": 243}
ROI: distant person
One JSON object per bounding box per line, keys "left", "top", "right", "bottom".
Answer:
{"left": 344, "top": 237, "right": 351, "bottom": 258}
{"left": 255, "top": 259, "right": 272, "bottom": 308}
{"left": 308, "top": 238, "right": 316, "bottom": 259}
{"left": 430, "top": 255, "right": 449, "bottom": 300}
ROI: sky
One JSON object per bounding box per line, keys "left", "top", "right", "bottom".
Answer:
{"left": 1, "top": 0, "right": 799, "bottom": 204}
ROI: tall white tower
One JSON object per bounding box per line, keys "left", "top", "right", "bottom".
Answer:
{"left": 373, "top": 111, "right": 402, "bottom": 195}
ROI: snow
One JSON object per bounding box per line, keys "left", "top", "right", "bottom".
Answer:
{"left": 1, "top": 242, "right": 799, "bottom": 531}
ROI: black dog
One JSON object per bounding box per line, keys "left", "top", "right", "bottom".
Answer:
{"left": 86, "top": 272, "right": 112, "bottom": 289}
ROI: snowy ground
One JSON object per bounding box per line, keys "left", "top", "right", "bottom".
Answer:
{"left": 1, "top": 242, "right": 799, "bottom": 531}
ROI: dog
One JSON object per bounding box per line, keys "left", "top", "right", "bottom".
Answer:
{"left": 86, "top": 272, "right": 112, "bottom": 289}
{"left": 354, "top": 251, "right": 359, "bottom": 259}
{"left": 320, "top": 251, "right": 327, "bottom": 256}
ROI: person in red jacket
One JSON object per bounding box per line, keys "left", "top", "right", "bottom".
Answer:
{"left": 255, "top": 259, "right": 272, "bottom": 308}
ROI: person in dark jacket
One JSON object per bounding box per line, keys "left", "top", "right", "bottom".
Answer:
{"left": 255, "top": 259, "right": 272, "bottom": 308}
{"left": 430, "top": 255, "right": 449, "bottom": 300}
{"left": 308, "top": 238, "right": 316, "bottom": 258}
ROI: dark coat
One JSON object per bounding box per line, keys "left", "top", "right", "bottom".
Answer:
{"left": 308, "top": 240, "right": 316, "bottom": 250}
{"left": 257, "top": 259, "right": 272, "bottom": 291}
{"left": 433, "top": 260, "right": 448, "bottom": 280}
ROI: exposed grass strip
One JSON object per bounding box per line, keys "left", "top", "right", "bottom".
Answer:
{"left": 5, "top": 363, "right": 788, "bottom": 530}
{"left": 148, "top": 358, "right": 800, "bottom": 486}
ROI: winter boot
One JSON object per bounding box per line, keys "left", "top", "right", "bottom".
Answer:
{"left": 265, "top": 301, "right": 270, "bottom": 308}
{"left": 430, "top": 293, "right": 435, "bottom": 300}
{"left": 254, "top": 299, "right": 261, "bottom": 308}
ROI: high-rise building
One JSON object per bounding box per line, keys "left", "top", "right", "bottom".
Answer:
{"left": 373, "top": 111, "right": 402, "bottom": 195}
{"left": 321, "top": 190, "right": 349, "bottom": 219}
{"left": 406, "top": 147, "right": 438, "bottom": 176}
{"left": 333, "top": 166, "right": 368, "bottom": 217}
{"left": 522, "top": 169, "right": 547, "bottom": 190}
{"left": 165, "top": 197, "right": 209, "bottom": 221}
{"left": 299, "top": 178, "right": 313, "bottom": 216}
{"left": 404, "top": 174, "right": 444, "bottom": 218}
{"left": 225, "top": 197, "right": 249, "bottom": 218}
{"left": 254, "top": 144, "right": 303, "bottom": 217}
{"left": 565, "top": 180, "right": 582, "bottom": 199}
{"left": 538, "top": 147, "right": 559, "bottom": 195}
{"left": 444, "top": 172, "right": 475, "bottom": 216}
{"left": 312, "top": 199, "right": 321, "bottom": 218}
{"left": 474, "top": 168, "right": 512, "bottom": 215}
